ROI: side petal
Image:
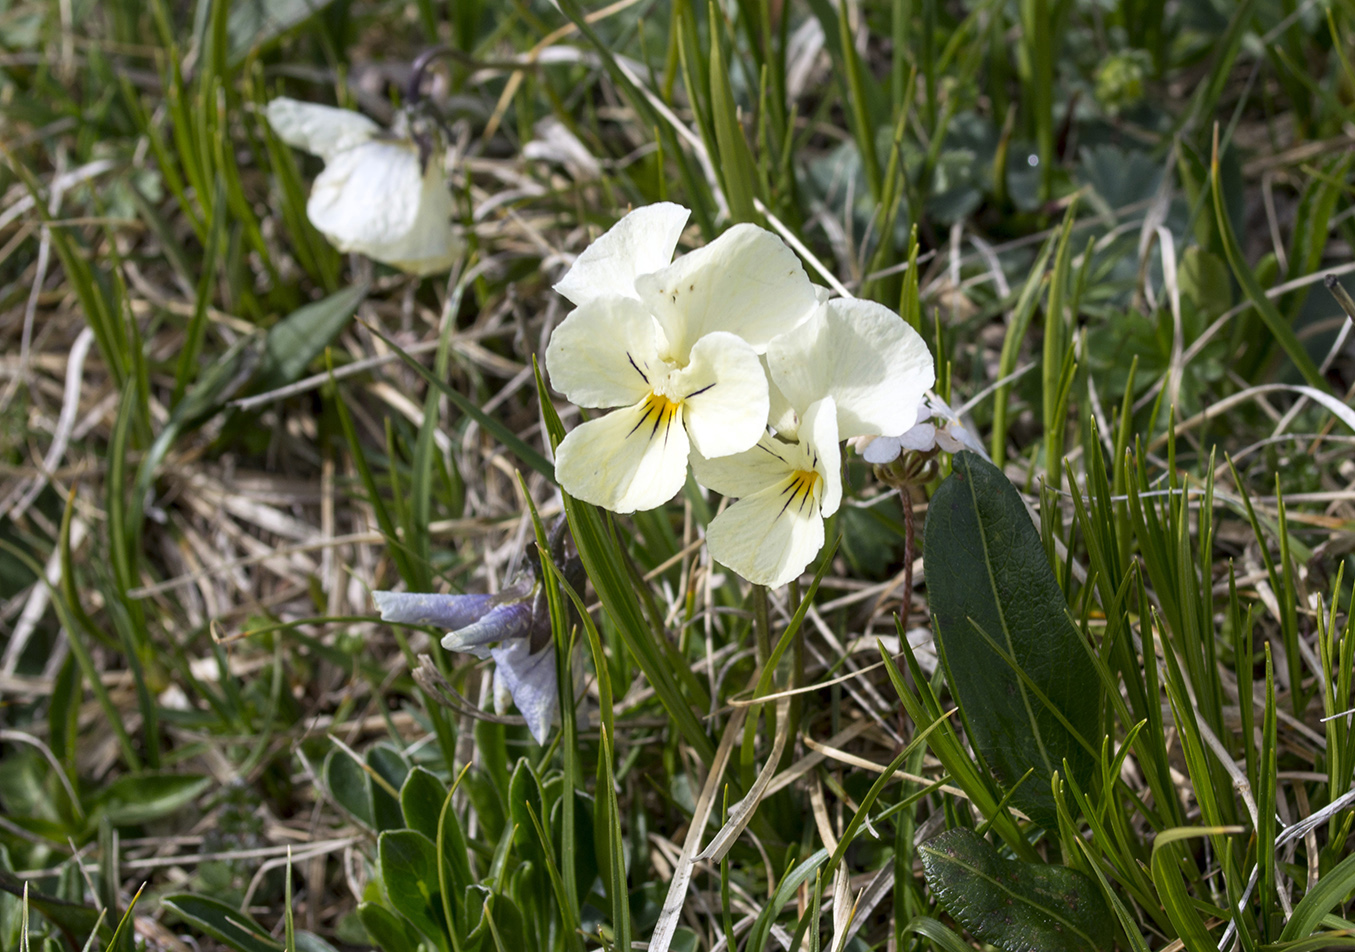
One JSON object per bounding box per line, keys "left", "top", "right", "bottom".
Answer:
{"left": 635, "top": 224, "right": 819, "bottom": 360}
{"left": 690, "top": 434, "right": 794, "bottom": 499}
{"left": 553, "top": 203, "right": 691, "bottom": 306}
{"left": 677, "top": 332, "right": 770, "bottom": 458}
{"left": 705, "top": 482, "right": 826, "bottom": 588}
{"left": 373, "top": 590, "right": 493, "bottom": 629}
{"left": 265, "top": 98, "right": 380, "bottom": 160}
{"left": 554, "top": 399, "right": 692, "bottom": 513}
{"left": 490, "top": 639, "right": 558, "bottom": 744}
{"left": 768, "top": 298, "right": 935, "bottom": 438}
{"left": 441, "top": 600, "right": 534, "bottom": 652}
{"left": 545, "top": 295, "right": 666, "bottom": 408}
{"left": 801, "top": 396, "right": 843, "bottom": 516}
{"left": 307, "top": 142, "right": 423, "bottom": 252}
{"left": 860, "top": 435, "right": 902, "bottom": 465}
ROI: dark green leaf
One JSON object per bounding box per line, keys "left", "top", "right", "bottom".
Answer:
{"left": 225, "top": 0, "right": 342, "bottom": 65}
{"left": 401, "top": 767, "right": 449, "bottom": 842}
{"left": 357, "top": 901, "right": 422, "bottom": 952}
{"left": 919, "top": 828, "right": 1112, "bottom": 952}
{"left": 0, "top": 871, "right": 108, "bottom": 947}
{"left": 323, "top": 749, "right": 374, "bottom": 828}
{"left": 162, "top": 894, "right": 282, "bottom": 952}
{"left": 253, "top": 283, "right": 366, "bottom": 394}
{"left": 380, "top": 829, "right": 451, "bottom": 952}
{"left": 924, "top": 451, "right": 1101, "bottom": 829}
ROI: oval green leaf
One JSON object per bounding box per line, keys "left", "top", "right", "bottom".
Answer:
{"left": 919, "top": 828, "right": 1112, "bottom": 952}
{"left": 923, "top": 451, "right": 1101, "bottom": 828}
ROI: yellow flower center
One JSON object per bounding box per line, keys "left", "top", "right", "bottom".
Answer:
{"left": 780, "top": 469, "right": 820, "bottom": 516}
{"left": 629, "top": 391, "right": 683, "bottom": 442}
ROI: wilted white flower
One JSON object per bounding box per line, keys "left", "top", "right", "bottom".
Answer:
{"left": 265, "top": 97, "right": 459, "bottom": 275}
{"left": 691, "top": 397, "right": 842, "bottom": 588}
{"left": 546, "top": 203, "right": 820, "bottom": 513}
{"left": 859, "top": 391, "right": 987, "bottom": 464}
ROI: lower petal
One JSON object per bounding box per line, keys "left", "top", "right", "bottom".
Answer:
{"left": 491, "top": 639, "right": 559, "bottom": 744}
{"left": 554, "top": 398, "right": 692, "bottom": 513}
{"left": 705, "top": 483, "right": 826, "bottom": 588}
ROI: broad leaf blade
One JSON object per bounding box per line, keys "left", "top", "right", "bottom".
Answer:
{"left": 253, "top": 283, "right": 367, "bottom": 393}
{"left": 919, "top": 828, "right": 1112, "bottom": 952}
{"left": 924, "top": 451, "right": 1100, "bottom": 828}
{"left": 379, "top": 829, "right": 451, "bottom": 952}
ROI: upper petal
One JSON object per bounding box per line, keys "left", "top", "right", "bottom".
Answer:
{"left": 265, "top": 98, "right": 381, "bottom": 160}
{"left": 441, "top": 600, "right": 534, "bottom": 652}
{"left": 553, "top": 203, "right": 691, "bottom": 307}
{"left": 676, "top": 332, "right": 770, "bottom": 458}
{"left": 373, "top": 590, "right": 494, "bottom": 629}
{"left": 635, "top": 224, "right": 819, "bottom": 361}
{"left": 545, "top": 295, "right": 666, "bottom": 408}
{"left": 704, "top": 480, "right": 826, "bottom": 588}
{"left": 767, "top": 298, "right": 935, "bottom": 439}
{"left": 554, "top": 398, "right": 692, "bottom": 513}
{"left": 307, "top": 142, "right": 423, "bottom": 251}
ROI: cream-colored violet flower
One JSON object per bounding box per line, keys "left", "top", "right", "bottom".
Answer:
{"left": 691, "top": 397, "right": 842, "bottom": 588}
{"left": 860, "top": 391, "right": 987, "bottom": 464}
{"left": 265, "top": 97, "right": 459, "bottom": 275}
{"left": 693, "top": 297, "right": 936, "bottom": 587}
{"left": 546, "top": 203, "right": 820, "bottom": 513}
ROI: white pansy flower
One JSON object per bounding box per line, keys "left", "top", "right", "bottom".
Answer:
{"left": 860, "top": 391, "right": 987, "bottom": 464}
{"left": 265, "top": 97, "right": 459, "bottom": 275}
{"left": 691, "top": 397, "right": 842, "bottom": 588}
{"left": 546, "top": 204, "right": 820, "bottom": 513}
{"left": 766, "top": 297, "right": 935, "bottom": 439}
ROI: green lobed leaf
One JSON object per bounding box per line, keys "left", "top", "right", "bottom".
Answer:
{"left": 919, "top": 828, "right": 1112, "bottom": 952}
{"left": 923, "top": 451, "right": 1101, "bottom": 829}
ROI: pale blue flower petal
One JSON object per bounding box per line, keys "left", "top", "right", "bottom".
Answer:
{"left": 491, "top": 638, "right": 559, "bottom": 744}
{"left": 373, "top": 590, "right": 497, "bottom": 630}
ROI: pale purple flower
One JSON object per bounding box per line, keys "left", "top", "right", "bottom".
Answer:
{"left": 859, "top": 391, "right": 987, "bottom": 465}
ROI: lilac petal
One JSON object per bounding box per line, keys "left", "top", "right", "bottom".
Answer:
{"left": 862, "top": 435, "right": 903, "bottom": 465}
{"left": 373, "top": 591, "right": 496, "bottom": 630}
{"left": 491, "top": 638, "right": 559, "bottom": 744}
{"left": 441, "top": 600, "right": 535, "bottom": 652}
{"left": 896, "top": 423, "right": 938, "bottom": 451}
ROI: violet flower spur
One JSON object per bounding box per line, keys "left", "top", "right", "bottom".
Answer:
{"left": 372, "top": 541, "right": 583, "bottom": 744}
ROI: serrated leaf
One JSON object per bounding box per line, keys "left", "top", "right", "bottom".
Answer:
{"left": 379, "top": 829, "right": 451, "bottom": 952}
{"left": 919, "top": 828, "right": 1112, "bottom": 952}
{"left": 94, "top": 773, "right": 210, "bottom": 826}
{"left": 161, "top": 894, "right": 282, "bottom": 952}
{"left": 923, "top": 451, "right": 1101, "bottom": 829}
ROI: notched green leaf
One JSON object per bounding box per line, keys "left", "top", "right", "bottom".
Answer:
{"left": 920, "top": 828, "right": 1112, "bottom": 952}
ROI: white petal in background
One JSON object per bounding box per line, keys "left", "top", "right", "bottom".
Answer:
{"left": 553, "top": 396, "right": 692, "bottom": 512}
{"left": 767, "top": 297, "right": 934, "bottom": 439}
{"left": 545, "top": 295, "right": 666, "bottom": 408}
{"left": 553, "top": 202, "right": 690, "bottom": 307}
{"left": 635, "top": 223, "right": 820, "bottom": 361}
{"left": 264, "top": 97, "right": 381, "bottom": 160}
{"left": 307, "top": 142, "right": 424, "bottom": 251}
{"left": 677, "top": 332, "right": 770, "bottom": 459}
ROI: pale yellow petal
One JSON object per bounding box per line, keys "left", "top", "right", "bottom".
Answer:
{"left": 554, "top": 398, "right": 691, "bottom": 513}
{"left": 705, "top": 480, "right": 826, "bottom": 587}
{"left": 635, "top": 224, "right": 819, "bottom": 360}
{"left": 545, "top": 296, "right": 665, "bottom": 408}
{"left": 553, "top": 203, "right": 690, "bottom": 306}
{"left": 677, "top": 332, "right": 769, "bottom": 459}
